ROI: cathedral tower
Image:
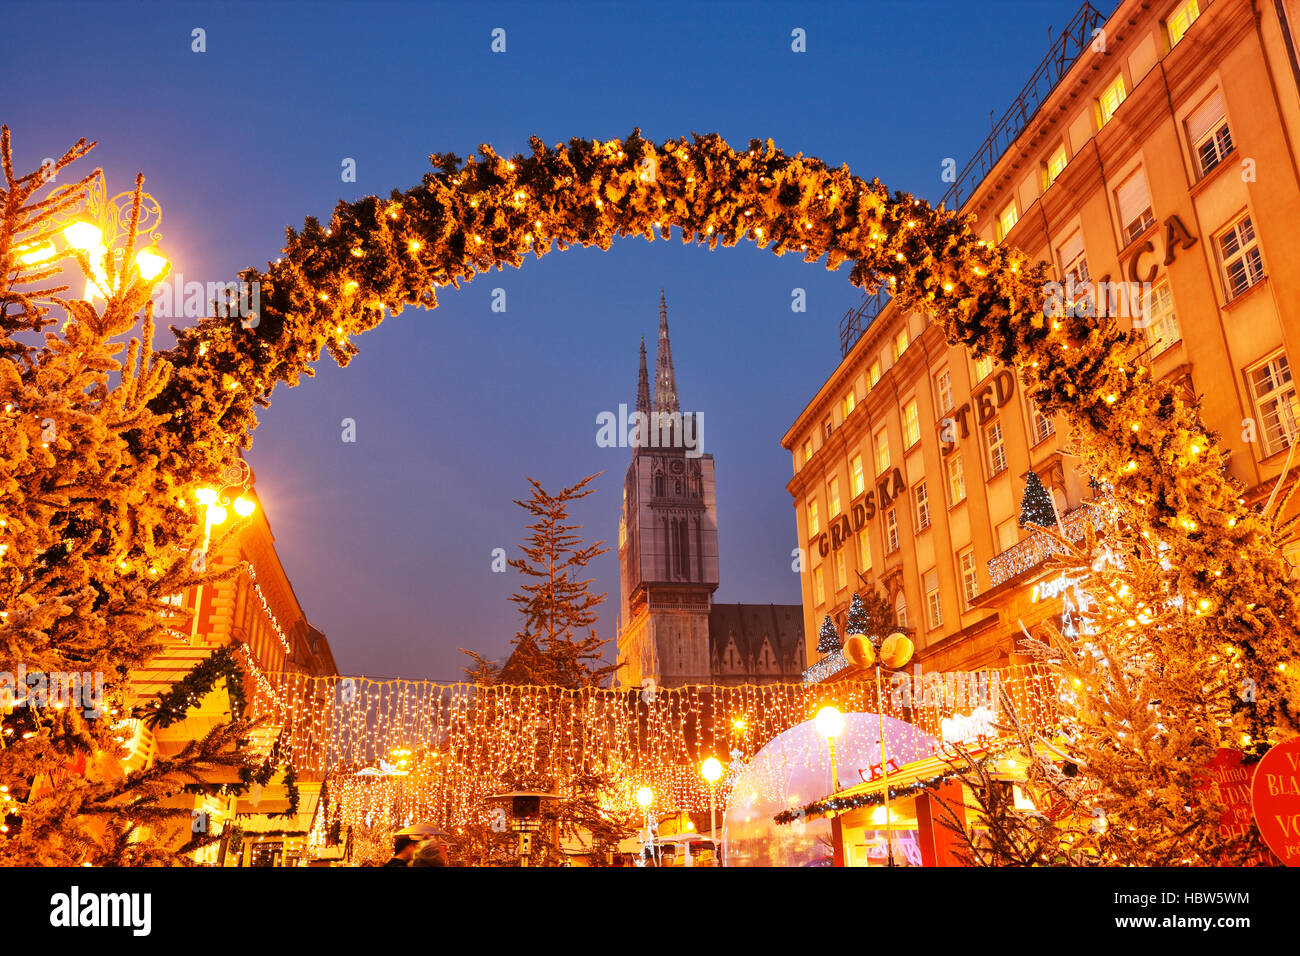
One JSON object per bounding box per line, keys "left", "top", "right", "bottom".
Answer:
{"left": 617, "top": 293, "right": 719, "bottom": 688}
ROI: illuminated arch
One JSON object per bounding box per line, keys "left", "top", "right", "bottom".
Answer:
{"left": 153, "top": 129, "right": 1296, "bottom": 736}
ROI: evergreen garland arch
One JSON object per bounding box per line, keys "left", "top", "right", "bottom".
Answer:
{"left": 147, "top": 129, "right": 1296, "bottom": 743}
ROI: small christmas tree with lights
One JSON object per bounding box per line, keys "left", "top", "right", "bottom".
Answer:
{"left": 817, "top": 614, "right": 841, "bottom": 655}
{"left": 844, "top": 593, "right": 868, "bottom": 638}
{"left": 1018, "top": 471, "right": 1058, "bottom": 529}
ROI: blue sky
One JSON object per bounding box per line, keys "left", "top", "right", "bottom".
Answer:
{"left": 2, "top": 0, "right": 1096, "bottom": 679}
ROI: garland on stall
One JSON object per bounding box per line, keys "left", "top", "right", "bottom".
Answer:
{"left": 773, "top": 754, "right": 1000, "bottom": 825}
{"left": 144, "top": 643, "right": 248, "bottom": 728}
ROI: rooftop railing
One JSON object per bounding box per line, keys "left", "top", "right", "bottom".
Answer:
{"left": 837, "top": 1, "right": 1107, "bottom": 358}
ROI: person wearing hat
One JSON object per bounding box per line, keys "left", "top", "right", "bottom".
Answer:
{"left": 382, "top": 834, "right": 417, "bottom": 867}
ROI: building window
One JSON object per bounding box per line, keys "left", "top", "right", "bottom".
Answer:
{"left": 1028, "top": 398, "right": 1056, "bottom": 445}
{"left": 1098, "top": 74, "right": 1127, "bottom": 127}
{"left": 1188, "top": 92, "right": 1233, "bottom": 177}
{"left": 858, "top": 528, "right": 871, "bottom": 571}
{"left": 807, "top": 499, "right": 820, "bottom": 537}
{"left": 894, "top": 591, "right": 908, "bottom": 629}
{"left": 850, "top": 453, "right": 865, "bottom": 498}
{"left": 947, "top": 454, "right": 967, "bottom": 504}
{"left": 874, "top": 427, "right": 891, "bottom": 475}
{"left": 1044, "top": 142, "right": 1068, "bottom": 188}
{"left": 925, "top": 570, "right": 943, "bottom": 629}
{"left": 1116, "top": 169, "right": 1155, "bottom": 245}
{"left": 842, "top": 390, "right": 856, "bottom": 419}
{"left": 823, "top": 417, "right": 833, "bottom": 440}
{"left": 868, "top": 360, "right": 882, "bottom": 390}
{"left": 914, "top": 480, "right": 931, "bottom": 531}
{"left": 829, "top": 477, "right": 842, "bottom": 519}
{"left": 1141, "top": 279, "right": 1181, "bottom": 355}
{"left": 902, "top": 398, "right": 921, "bottom": 448}
{"left": 986, "top": 421, "right": 1008, "bottom": 476}
{"left": 996, "top": 519, "right": 1019, "bottom": 553}
{"left": 1248, "top": 352, "right": 1300, "bottom": 456}
{"left": 894, "top": 328, "right": 910, "bottom": 361}
{"left": 1218, "top": 215, "right": 1264, "bottom": 300}
{"left": 835, "top": 550, "right": 847, "bottom": 591}
{"left": 814, "top": 567, "right": 826, "bottom": 605}
{"left": 885, "top": 507, "right": 900, "bottom": 553}
{"left": 936, "top": 368, "right": 954, "bottom": 414}
{"left": 1059, "top": 231, "right": 1089, "bottom": 287}
{"left": 973, "top": 354, "right": 993, "bottom": 384}
{"left": 803, "top": 438, "right": 813, "bottom": 463}
{"left": 997, "top": 200, "right": 1018, "bottom": 241}
{"left": 959, "top": 548, "right": 980, "bottom": 606}
{"left": 1167, "top": 0, "right": 1200, "bottom": 48}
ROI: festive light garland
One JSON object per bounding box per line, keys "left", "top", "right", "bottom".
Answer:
{"left": 987, "top": 498, "right": 1109, "bottom": 587}
{"left": 803, "top": 651, "right": 850, "bottom": 685}
{"left": 241, "top": 561, "right": 294, "bottom": 657}
{"left": 250, "top": 667, "right": 1063, "bottom": 839}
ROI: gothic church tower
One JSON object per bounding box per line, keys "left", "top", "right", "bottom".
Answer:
{"left": 617, "top": 292, "right": 719, "bottom": 688}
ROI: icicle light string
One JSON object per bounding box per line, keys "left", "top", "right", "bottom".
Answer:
{"left": 251, "top": 667, "right": 1063, "bottom": 825}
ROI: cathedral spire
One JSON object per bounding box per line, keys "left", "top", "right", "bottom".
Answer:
{"left": 654, "top": 289, "right": 680, "bottom": 413}
{"left": 636, "top": 335, "right": 651, "bottom": 415}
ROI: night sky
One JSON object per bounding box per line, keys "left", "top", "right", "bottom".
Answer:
{"left": 4, "top": 0, "right": 1092, "bottom": 679}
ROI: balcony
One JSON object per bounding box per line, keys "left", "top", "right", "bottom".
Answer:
{"left": 986, "top": 499, "right": 1108, "bottom": 588}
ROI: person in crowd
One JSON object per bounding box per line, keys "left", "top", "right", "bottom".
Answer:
{"left": 382, "top": 834, "right": 417, "bottom": 867}
{"left": 410, "top": 840, "right": 450, "bottom": 867}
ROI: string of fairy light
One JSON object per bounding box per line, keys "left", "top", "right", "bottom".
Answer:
{"left": 250, "top": 667, "right": 1064, "bottom": 837}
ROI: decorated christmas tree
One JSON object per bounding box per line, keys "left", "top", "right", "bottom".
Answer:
{"left": 0, "top": 130, "right": 274, "bottom": 864}
{"left": 844, "top": 593, "right": 868, "bottom": 637}
{"left": 816, "top": 614, "right": 841, "bottom": 655}
{"left": 1018, "top": 471, "right": 1058, "bottom": 529}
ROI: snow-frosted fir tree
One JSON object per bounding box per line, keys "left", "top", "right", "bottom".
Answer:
{"left": 1018, "top": 471, "right": 1058, "bottom": 529}
{"left": 945, "top": 515, "right": 1274, "bottom": 867}
{"left": 816, "top": 614, "right": 841, "bottom": 655}
{"left": 0, "top": 130, "right": 273, "bottom": 864}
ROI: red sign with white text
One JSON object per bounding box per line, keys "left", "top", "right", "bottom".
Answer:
{"left": 1251, "top": 737, "right": 1300, "bottom": 866}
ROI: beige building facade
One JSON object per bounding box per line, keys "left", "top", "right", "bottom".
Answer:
{"left": 784, "top": 0, "right": 1300, "bottom": 677}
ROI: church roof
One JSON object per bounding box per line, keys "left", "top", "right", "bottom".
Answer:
{"left": 708, "top": 603, "right": 804, "bottom": 662}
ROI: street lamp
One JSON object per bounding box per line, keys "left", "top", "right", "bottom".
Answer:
{"left": 635, "top": 786, "right": 658, "bottom": 865}
{"left": 815, "top": 705, "right": 845, "bottom": 794}
{"left": 701, "top": 757, "right": 723, "bottom": 866}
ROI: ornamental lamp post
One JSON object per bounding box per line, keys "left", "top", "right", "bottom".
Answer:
{"left": 872, "top": 632, "right": 915, "bottom": 867}
{"left": 701, "top": 757, "right": 723, "bottom": 866}
{"left": 815, "top": 705, "right": 845, "bottom": 795}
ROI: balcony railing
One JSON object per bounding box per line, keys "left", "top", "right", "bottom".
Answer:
{"left": 939, "top": 1, "right": 1105, "bottom": 215}
{"left": 986, "top": 499, "right": 1108, "bottom": 588}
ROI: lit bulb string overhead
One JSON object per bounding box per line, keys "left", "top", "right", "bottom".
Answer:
{"left": 251, "top": 667, "right": 1063, "bottom": 825}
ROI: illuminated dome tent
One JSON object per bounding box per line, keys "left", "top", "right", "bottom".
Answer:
{"left": 724, "top": 713, "right": 937, "bottom": 867}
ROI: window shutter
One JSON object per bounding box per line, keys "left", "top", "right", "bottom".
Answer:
{"left": 1059, "top": 231, "right": 1084, "bottom": 268}
{"left": 1187, "top": 93, "right": 1225, "bottom": 145}
{"left": 1116, "top": 170, "right": 1151, "bottom": 228}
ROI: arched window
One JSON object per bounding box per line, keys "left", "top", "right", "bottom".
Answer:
{"left": 894, "top": 591, "right": 909, "bottom": 629}
{"left": 655, "top": 475, "right": 665, "bottom": 497}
